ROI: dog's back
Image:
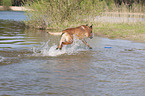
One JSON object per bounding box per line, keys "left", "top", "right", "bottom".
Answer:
{"left": 62, "top": 25, "right": 93, "bottom": 39}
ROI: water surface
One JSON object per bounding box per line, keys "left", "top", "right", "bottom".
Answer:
{"left": 0, "top": 11, "right": 145, "bottom": 96}
{"left": 0, "top": 11, "right": 26, "bottom": 21}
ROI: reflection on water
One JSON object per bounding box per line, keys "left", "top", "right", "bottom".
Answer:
{"left": 0, "top": 12, "right": 145, "bottom": 96}
{"left": 0, "top": 20, "right": 56, "bottom": 49}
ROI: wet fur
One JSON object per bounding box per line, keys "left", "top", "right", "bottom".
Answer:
{"left": 47, "top": 24, "right": 93, "bottom": 50}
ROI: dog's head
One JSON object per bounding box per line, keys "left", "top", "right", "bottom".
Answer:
{"left": 82, "top": 24, "right": 93, "bottom": 39}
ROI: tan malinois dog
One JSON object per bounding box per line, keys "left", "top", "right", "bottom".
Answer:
{"left": 47, "top": 24, "right": 93, "bottom": 50}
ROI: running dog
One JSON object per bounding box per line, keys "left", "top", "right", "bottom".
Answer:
{"left": 47, "top": 24, "right": 93, "bottom": 50}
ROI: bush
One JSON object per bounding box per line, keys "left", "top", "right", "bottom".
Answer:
{"left": 1, "top": 0, "right": 12, "bottom": 6}
{"left": 24, "top": 0, "right": 105, "bottom": 29}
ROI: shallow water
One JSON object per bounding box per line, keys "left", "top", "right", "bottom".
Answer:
{"left": 0, "top": 11, "right": 26, "bottom": 21}
{"left": 0, "top": 11, "right": 145, "bottom": 96}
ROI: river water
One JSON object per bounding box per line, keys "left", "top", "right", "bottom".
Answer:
{"left": 0, "top": 11, "right": 145, "bottom": 96}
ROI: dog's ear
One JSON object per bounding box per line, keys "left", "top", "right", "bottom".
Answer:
{"left": 81, "top": 26, "right": 85, "bottom": 30}
{"left": 90, "top": 24, "right": 93, "bottom": 28}
{"left": 86, "top": 24, "right": 88, "bottom": 26}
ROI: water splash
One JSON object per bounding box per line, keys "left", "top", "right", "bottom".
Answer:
{"left": 0, "top": 56, "right": 5, "bottom": 62}
{"left": 32, "top": 39, "right": 87, "bottom": 57}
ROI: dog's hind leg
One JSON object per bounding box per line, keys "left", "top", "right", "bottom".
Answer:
{"left": 56, "top": 33, "right": 73, "bottom": 50}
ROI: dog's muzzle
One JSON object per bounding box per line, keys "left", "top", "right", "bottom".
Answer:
{"left": 89, "top": 33, "right": 94, "bottom": 39}
{"left": 89, "top": 36, "right": 93, "bottom": 39}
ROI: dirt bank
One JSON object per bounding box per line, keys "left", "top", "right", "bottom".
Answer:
{"left": 0, "top": 6, "right": 29, "bottom": 11}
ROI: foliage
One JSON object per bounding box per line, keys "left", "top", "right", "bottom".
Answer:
{"left": 1, "top": 0, "right": 12, "bottom": 6}
{"left": 24, "top": 0, "right": 106, "bottom": 29}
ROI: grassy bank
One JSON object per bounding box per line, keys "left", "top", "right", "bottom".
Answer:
{"left": 94, "top": 2, "right": 145, "bottom": 42}
{"left": 23, "top": 0, "right": 145, "bottom": 42}
{"left": 93, "top": 22, "right": 145, "bottom": 42}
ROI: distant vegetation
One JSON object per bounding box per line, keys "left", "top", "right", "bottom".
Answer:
{"left": 1, "top": 0, "right": 145, "bottom": 13}
{"left": 23, "top": 0, "right": 145, "bottom": 29}
{"left": 0, "top": 0, "right": 145, "bottom": 42}
{"left": 0, "top": 0, "right": 12, "bottom": 6}
{"left": 1, "top": 0, "right": 145, "bottom": 7}
{"left": 24, "top": 0, "right": 106, "bottom": 29}
{"left": 0, "top": 0, "right": 25, "bottom": 6}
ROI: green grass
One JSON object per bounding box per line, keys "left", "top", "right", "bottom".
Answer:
{"left": 93, "top": 22, "right": 145, "bottom": 42}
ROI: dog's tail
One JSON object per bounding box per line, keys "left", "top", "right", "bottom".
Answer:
{"left": 47, "top": 32, "right": 62, "bottom": 35}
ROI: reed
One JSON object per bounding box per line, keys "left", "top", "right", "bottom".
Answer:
{"left": 23, "top": 0, "right": 106, "bottom": 29}
{"left": 23, "top": 0, "right": 145, "bottom": 42}
{"left": 100, "top": 1, "right": 145, "bottom": 24}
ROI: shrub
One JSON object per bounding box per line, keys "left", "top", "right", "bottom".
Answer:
{"left": 24, "top": 0, "right": 106, "bottom": 29}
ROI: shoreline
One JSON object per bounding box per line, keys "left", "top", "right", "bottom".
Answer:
{"left": 96, "top": 33, "right": 145, "bottom": 43}
{"left": 0, "top": 7, "right": 144, "bottom": 43}
{"left": 0, "top": 6, "right": 29, "bottom": 11}
{"left": 94, "top": 23, "right": 145, "bottom": 43}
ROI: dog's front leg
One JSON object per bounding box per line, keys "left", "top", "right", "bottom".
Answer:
{"left": 56, "top": 39, "right": 63, "bottom": 50}
{"left": 56, "top": 42, "right": 63, "bottom": 50}
{"left": 81, "top": 39, "right": 92, "bottom": 49}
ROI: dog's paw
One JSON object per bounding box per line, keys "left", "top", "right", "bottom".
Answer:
{"left": 89, "top": 47, "right": 92, "bottom": 49}
{"left": 56, "top": 48, "right": 62, "bottom": 50}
